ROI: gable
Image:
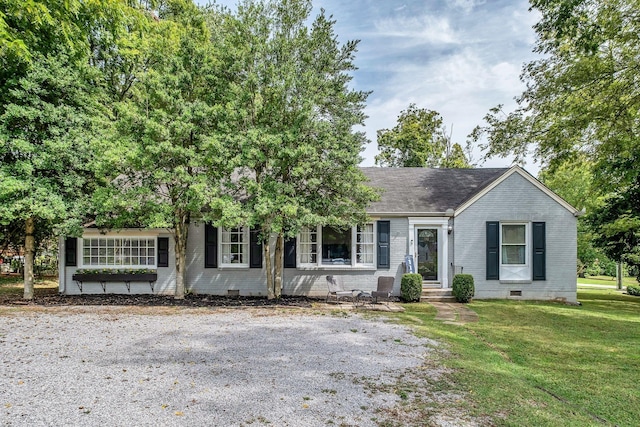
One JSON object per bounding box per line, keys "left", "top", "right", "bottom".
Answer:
{"left": 454, "top": 166, "right": 580, "bottom": 217}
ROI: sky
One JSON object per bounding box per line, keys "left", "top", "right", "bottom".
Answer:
{"left": 197, "top": 0, "right": 542, "bottom": 174}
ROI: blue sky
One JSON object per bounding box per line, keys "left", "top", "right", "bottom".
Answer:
{"left": 198, "top": 0, "right": 541, "bottom": 173}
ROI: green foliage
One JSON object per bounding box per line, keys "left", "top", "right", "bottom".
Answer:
{"left": 376, "top": 104, "right": 471, "bottom": 168}
{"left": 452, "top": 274, "right": 474, "bottom": 303}
{"left": 627, "top": 284, "right": 640, "bottom": 296}
{"left": 221, "top": 0, "right": 378, "bottom": 297}
{"left": 588, "top": 177, "right": 640, "bottom": 272}
{"left": 400, "top": 273, "right": 422, "bottom": 302}
{"left": 75, "top": 268, "right": 156, "bottom": 275}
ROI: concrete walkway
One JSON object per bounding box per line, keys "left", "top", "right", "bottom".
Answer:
{"left": 430, "top": 302, "right": 479, "bottom": 325}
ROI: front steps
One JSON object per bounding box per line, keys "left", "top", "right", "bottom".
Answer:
{"left": 420, "top": 284, "right": 455, "bottom": 302}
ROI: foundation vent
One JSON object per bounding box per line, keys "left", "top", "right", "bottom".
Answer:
{"left": 510, "top": 290, "right": 522, "bottom": 297}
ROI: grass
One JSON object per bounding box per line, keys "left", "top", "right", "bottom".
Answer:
{"left": 0, "top": 274, "right": 58, "bottom": 297}
{"left": 578, "top": 275, "right": 637, "bottom": 287}
{"left": 391, "top": 289, "right": 640, "bottom": 426}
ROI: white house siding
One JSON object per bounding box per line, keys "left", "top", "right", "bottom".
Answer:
{"left": 185, "top": 222, "right": 268, "bottom": 296}
{"left": 59, "top": 231, "right": 176, "bottom": 296}
{"left": 453, "top": 173, "right": 577, "bottom": 302}
{"left": 283, "top": 218, "right": 409, "bottom": 297}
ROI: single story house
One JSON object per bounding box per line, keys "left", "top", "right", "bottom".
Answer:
{"left": 58, "top": 166, "right": 579, "bottom": 302}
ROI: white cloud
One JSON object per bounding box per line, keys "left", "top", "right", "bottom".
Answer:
{"left": 372, "top": 14, "right": 459, "bottom": 45}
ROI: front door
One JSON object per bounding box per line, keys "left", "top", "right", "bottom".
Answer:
{"left": 416, "top": 228, "right": 438, "bottom": 281}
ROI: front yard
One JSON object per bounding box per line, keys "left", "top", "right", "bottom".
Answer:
{"left": 392, "top": 287, "right": 640, "bottom": 426}
{"left": 2, "top": 275, "right": 638, "bottom": 426}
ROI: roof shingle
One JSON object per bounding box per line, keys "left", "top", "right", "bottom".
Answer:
{"left": 361, "top": 167, "right": 508, "bottom": 214}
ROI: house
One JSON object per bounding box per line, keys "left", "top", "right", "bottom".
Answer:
{"left": 58, "top": 166, "right": 579, "bottom": 302}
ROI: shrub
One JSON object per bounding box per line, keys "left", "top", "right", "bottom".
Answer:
{"left": 627, "top": 284, "right": 640, "bottom": 296}
{"left": 452, "top": 274, "right": 475, "bottom": 303}
{"left": 400, "top": 273, "right": 422, "bottom": 302}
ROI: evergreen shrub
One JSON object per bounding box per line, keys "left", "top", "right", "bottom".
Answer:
{"left": 452, "top": 274, "right": 475, "bottom": 303}
{"left": 401, "top": 273, "right": 422, "bottom": 302}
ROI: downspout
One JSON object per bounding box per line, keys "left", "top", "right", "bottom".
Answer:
{"left": 58, "top": 236, "right": 65, "bottom": 294}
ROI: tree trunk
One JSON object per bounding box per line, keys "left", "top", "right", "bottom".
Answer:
{"left": 23, "top": 217, "right": 35, "bottom": 300}
{"left": 264, "top": 235, "right": 275, "bottom": 299}
{"left": 273, "top": 233, "right": 283, "bottom": 299}
{"left": 616, "top": 262, "right": 623, "bottom": 290}
{"left": 173, "top": 213, "right": 190, "bottom": 299}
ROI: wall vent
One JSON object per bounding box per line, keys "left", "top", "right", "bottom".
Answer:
{"left": 510, "top": 290, "right": 522, "bottom": 297}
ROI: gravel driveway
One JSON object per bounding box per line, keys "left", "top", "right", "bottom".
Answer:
{"left": 1, "top": 307, "right": 440, "bottom": 426}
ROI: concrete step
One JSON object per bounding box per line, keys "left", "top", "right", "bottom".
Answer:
{"left": 420, "top": 288, "right": 456, "bottom": 302}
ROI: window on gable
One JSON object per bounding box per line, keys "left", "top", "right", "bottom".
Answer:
{"left": 501, "top": 224, "right": 526, "bottom": 265}
{"left": 221, "top": 227, "right": 248, "bottom": 266}
{"left": 81, "top": 237, "right": 156, "bottom": 268}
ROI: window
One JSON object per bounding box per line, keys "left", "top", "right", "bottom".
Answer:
{"left": 501, "top": 224, "right": 527, "bottom": 265}
{"left": 221, "top": 227, "right": 248, "bottom": 266}
{"left": 322, "top": 226, "right": 351, "bottom": 265}
{"left": 82, "top": 237, "right": 156, "bottom": 267}
{"left": 356, "top": 224, "right": 375, "bottom": 265}
{"left": 299, "top": 226, "right": 318, "bottom": 264}
{"left": 299, "top": 224, "right": 375, "bottom": 267}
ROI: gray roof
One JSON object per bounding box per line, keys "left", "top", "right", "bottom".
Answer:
{"left": 361, "top": 167, "right": 508, "bottom": 214}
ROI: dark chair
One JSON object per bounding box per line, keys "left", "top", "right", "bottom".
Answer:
{"left": 372, "top": 276, "right": 394, "bottom": 303}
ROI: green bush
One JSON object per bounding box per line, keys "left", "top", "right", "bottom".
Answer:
{"left": 400, "top": 273, "right": 422, "bottom": 302}
{"left": 452, "top": 274, "right": 475, "bottom": 303}
{"left": 627, "top": 284, "right": 640, "bottom": 296}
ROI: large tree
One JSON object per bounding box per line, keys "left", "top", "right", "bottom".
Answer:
{"left": 470, "top": 0, "right": 640, "bottom": 264}
{"left": 0, "top": 0, "right": 155, "bottom": 299}
{"left": 93, "top": 0, "right": 232, "bottom": 299}
{"left": 221, "top": 0, "right": 378, "bottom": 299}
{"left": 376, "top": 104, "right": 470, "bottom": 168}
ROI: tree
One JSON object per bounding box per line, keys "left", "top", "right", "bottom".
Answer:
{"left": 470, "top": 0, "right": 640, "bottom": 265}
{"left": 222, "top": 0, "right": 379, "bottom": 299}
{"left": 376, "top": 104, "right": 470, "bottom": 168}
{"left": 0, "top": 55, "right": 102, "bottom": 298}
{"left": 93, "top": 0, "right": 232, "bottom": 299}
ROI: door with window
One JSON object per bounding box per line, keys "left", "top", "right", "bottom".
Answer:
{"left": 416, "top": 228, "right": 438, "bottom": 281}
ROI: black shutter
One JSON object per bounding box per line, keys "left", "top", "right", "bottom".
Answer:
{"left": 377, "top": 220, "right": 390, "bottom": 269}
{"left": 284, "top": 237, "right": 296, "bottom": 268}
{"left": 532, "top": 222, "right": 546, "bottom": 280}
{"left": 157, "top": 237, "right": 169, "bottom": 267}
{"left": 205, "top": 224, "right": 217, "bottom": 268}
{"left": 486, "top": 221, "right": 499, "bottom": 280}
{"left": 65, "top": 237, "right": 77, "bottom": 267}
{"left": 250, "top": 228, "right": 262, "bottom": 268}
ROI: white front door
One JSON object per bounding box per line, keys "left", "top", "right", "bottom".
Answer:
{"left": 408, "top": 217, "right": 449, "bottom": 288}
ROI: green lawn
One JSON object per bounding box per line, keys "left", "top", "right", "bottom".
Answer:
{"left": 578, "top": 275, "right": 637, "bottom": 287}
{"left": 393, "top": 290, "right": 640, "bottom": 426}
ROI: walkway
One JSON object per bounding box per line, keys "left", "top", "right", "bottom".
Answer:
{"left": 430, "top": 302, "right": 479, "bottom": 325}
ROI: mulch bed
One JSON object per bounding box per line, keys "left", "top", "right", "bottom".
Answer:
{"left": 0, "top": 289, "right": 319, "bottom": 308}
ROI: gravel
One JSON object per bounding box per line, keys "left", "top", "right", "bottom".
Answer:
{"left": 1, "top": 307, "right": 440, "bottom": 426}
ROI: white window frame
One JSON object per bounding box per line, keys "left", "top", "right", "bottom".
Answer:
{"left": 500, "top": 223, "right": 528, "bottom": 266}
{"left": 219, "top": 226, "right": 249, "bottom": 268}
{"left": 79, "top": 236, "right": 157, "bottom": 269}
{"left": 297, "top": 223, "right": 376, "bottom": 269}
{"left": 499, "top": 222, "right": 531, "bottom": 281}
